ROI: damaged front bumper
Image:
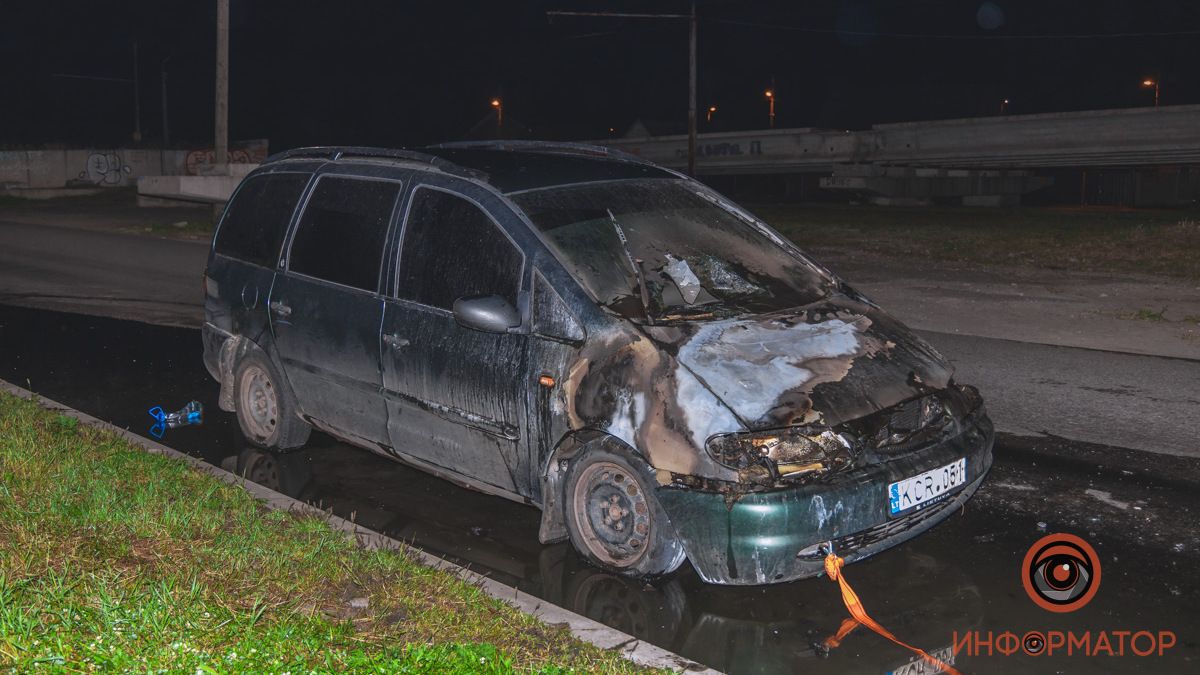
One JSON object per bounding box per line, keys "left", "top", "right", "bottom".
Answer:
{"left": 656, "top": 410, "right": 994, "bottom": 585}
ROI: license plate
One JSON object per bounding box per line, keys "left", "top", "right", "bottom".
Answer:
{"left": 886, "top": 644, "right": 955, "bottom": 675}
{"left": 888, "top": 458, "right": 967, "bottom": 516}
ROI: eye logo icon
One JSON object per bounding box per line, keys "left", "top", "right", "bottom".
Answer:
{"left": 1022, "top": 533, "right": 1101, "bottom": 613}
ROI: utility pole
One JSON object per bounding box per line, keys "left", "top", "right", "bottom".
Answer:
{"left": 132, "top": 42, "right": 142, "bottom": 142}
{"left": 161, "top": 57, "right": 171, "bottom": 147}
{"left": 215, "top": 0, "right": 229, "bottom": 172}
{"left": 491, "top": 98, "right": 504, "bottom": 132}
{"left": 547, "top": 6, "right": 698, "bottom": 175}
{"left": 687, "top": 1, "right": 696, "bottom": 176}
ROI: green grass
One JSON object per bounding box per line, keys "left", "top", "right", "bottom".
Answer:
{"left": 0, "top": 394, "right": 658, "bottom": 674}
{"left": 1125, "top": 307, "right": 1169, "bottom": 322}
{"left": 753, "top": 204, "right": 1200, "bottom": 281}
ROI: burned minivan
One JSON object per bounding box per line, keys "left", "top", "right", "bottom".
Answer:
{"left": 202, "top": 142, "right": 993, "bottom": 585}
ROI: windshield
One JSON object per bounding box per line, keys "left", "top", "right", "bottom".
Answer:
{"left": 513, "top": 179, "right": 832, "bottom": 321}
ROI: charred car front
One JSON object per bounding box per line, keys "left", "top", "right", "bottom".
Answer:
{"left": 202, "top": 142, "right": 993, "bottom": 586}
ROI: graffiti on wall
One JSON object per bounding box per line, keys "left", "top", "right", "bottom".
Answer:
{"left": 184, "top": 139, "right": 269, "bottom": 175}
{"left": 672, "top": 140, "right": 764, "bottom": 160}
{"left": 79, "top": 152, "right": 132, "bottom": 185}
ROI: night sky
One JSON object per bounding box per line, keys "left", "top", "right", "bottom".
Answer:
{"left": 4, "top": 1, "right": 1198, "bottom": 150}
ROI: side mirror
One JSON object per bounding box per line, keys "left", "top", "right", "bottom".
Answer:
{"left": 452, "top": 295, "right": 521, "bottom": 333}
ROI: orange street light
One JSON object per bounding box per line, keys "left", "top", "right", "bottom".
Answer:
{"left": 1142, "top": 79, "right": 1159, "bottom": 107}
{"left": 764, "top": 89, "right": 775, "bottom": 128}
{"left": 491, "top": 98, "right": 503, "bottom": 128}
{"left": 706, "top": 105, "right": 717, "bottom": 123}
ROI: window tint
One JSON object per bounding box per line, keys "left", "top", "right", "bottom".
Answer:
{"left": 214, "top": 173, "right": 308, "bottom": 267}
{"left": 288, "top": 176, "right": 402, "bottom": 292}
{"left": 396, "top": 188, "right": 521, "bottom": 310}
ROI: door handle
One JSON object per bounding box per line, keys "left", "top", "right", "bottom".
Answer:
{"left": 269, "top": 300, "right": 292, "bottom": 317}
{"left": 383, "top": 333, "right": 410, "bottom": 350}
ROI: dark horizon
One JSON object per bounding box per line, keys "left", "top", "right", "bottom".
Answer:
{"left": 4, "top": 0, "right": 1198, "bottom": 150}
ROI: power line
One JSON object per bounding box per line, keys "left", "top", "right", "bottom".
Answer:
{"left": 708, "top": 17, "right": 1200, "bottom": 40}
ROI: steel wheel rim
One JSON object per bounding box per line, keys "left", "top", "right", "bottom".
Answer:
{"left": 572, "top": 461, "right": 652, "bottom": 567}
{"left": 239, "top": 364, "right": 278, "bottom": 439}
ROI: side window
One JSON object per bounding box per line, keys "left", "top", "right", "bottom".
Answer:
{"left": 396, "top": 188, "right": 522, "bottom": 310}
{"left": 214, "top": 173, "right": 308, "bottom": 267}
{"left": 288, "top": 176, "right": 402, "bottom": 292}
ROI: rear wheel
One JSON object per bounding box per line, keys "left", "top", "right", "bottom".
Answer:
{"left": 564, "top": 446, "right": 686, "bottom": 579}
{"left": 234, "top": 351, "right": 310, "bottom": 450}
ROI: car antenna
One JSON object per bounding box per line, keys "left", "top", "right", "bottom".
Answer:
{"left": 607, "top": 209, "right": 654, "bottom": 326}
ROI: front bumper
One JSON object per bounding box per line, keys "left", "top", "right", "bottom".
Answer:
{"left": 656, "top": 411, "right": 994, "bottom": 585}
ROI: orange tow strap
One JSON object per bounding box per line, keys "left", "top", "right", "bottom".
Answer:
{"left": 824, "top": 554, "right": 961, "bottom": 675}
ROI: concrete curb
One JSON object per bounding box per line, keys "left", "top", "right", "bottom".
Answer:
{"left": 0, "top": 380, "right": 721, "bottom": 674}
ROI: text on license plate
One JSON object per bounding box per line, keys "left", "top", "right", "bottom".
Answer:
{"left": 888, "top": 458, "right": 967, "bottom": 516}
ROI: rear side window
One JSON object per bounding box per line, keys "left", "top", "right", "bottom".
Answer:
{"left": 288, "top": 176, "right": 402, "bottom": 292}
{"left": 396, "top": 188, "right": 521, "bottom": 310}
{"left": 214, "top": 173, "right": 308, "bottom": 267}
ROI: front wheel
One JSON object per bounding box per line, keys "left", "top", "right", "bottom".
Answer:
{"left": 563, "top": 445, "right": 687, "bottom": 579}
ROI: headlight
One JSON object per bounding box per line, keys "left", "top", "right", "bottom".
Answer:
{"left": 707, "top": 427, "right": 855, "bottom": 479}
{"left": 860, "top": 388, "right": 969, "bottom": 452}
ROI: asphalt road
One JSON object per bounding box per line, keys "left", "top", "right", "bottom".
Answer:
{"left": 927, "top": 333, "right": 1199, "bottom": 457}
{"left": 0, "top": 218, "right": 205, "bottom": 326}
{"left": 2, "top": 216, "right": 1196, "bottom": 457}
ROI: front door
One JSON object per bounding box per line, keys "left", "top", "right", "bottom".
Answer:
{"left": 270, "top": 174, "right": 403, "bottom": 445}
{"left": 381, "top": 182, "right": 529, "bottom": 494}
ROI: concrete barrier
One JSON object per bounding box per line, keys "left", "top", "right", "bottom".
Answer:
{"left": 137, "top": 164, "right": 257, "bottom": 204}
{"left": 599, "top": 104, "right": 1200, "bottom": 174}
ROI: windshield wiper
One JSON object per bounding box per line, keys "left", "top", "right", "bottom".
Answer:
{"left": 607, "top": 209, "right": 654, "bottom": 326}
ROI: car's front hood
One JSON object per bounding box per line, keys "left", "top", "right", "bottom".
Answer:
{"left": 660, "top": 294, "right": 953, "bottom": 429}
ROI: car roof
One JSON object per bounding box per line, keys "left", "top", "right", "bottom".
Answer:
{"left": 262, "top": 142, "right": 680, "bottom": 194}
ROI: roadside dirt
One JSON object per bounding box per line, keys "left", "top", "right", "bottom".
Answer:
{"left": 813, "top": 246, "right": 1200, "bottom": 360}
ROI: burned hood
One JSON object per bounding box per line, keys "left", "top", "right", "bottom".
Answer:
{"left": 660, "top": 295, "right": 953, "bottom": 429}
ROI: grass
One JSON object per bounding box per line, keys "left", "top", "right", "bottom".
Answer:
{"left": 0, "top": 393, "right": 659, "bottom": 674}
{"left": 753, "top": 204, "right": 1200, "bottom": 281}
{"left": 1125, "top": 307, "right": 1169, "bottom": 322}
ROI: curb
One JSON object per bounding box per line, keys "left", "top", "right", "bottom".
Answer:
{"left": 0, "top": 380, "right": 721, "bottom": 674}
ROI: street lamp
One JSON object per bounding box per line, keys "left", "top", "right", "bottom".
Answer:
{"left": 491, "top": 98, "right": 503, "bottom": 129}
{"left": 764, "top": 89, "right": 775, "bottom": 128}
{"left": 1142, "top": 79, "right": 1159, "bottom": 107}
{"left": 1000, "top": 98, "right": 1009, "bottom": 114}
{"left": 706, "top": 105, "right": 717, "bottom": 123}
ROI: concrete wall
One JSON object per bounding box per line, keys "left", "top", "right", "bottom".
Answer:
{"left": 0, "top": 140, "right": 268, "bottom": 190}
{"left": 599, "top": 105, "right": 1200, "bottom": 175}
{"left": 0, "top": 149, "right": 187, "bottom": 189}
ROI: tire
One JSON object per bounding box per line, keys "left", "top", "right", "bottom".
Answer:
{"left": 233, "top": 350, "right": 311, "bottom": 450}
{"left": 563, "top": 444, "right": 687, "bottom": 579}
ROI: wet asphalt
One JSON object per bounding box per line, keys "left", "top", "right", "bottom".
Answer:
{"left": 1, "top": 303, "right": 1197, "bottom": 674}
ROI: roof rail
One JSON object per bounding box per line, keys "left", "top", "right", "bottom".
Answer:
{"left": 426, "top": 140, "right": 657, "bottom": 168}
{"left": 263, "top": 146, "right": 484, "bottom": 179}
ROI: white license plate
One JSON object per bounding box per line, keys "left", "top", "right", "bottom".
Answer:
{"left": 886, "top": 644, "right": 955, "bottom": 675}
{"left": 888, "top": 458, "right": 967, "bottom": 516}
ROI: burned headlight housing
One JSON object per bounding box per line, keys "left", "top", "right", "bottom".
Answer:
{"left": 707, "top": 427, "right": 856, "bottom": 482}
{"left": 854, "top": 384, "right": 979, "bottom": 453}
